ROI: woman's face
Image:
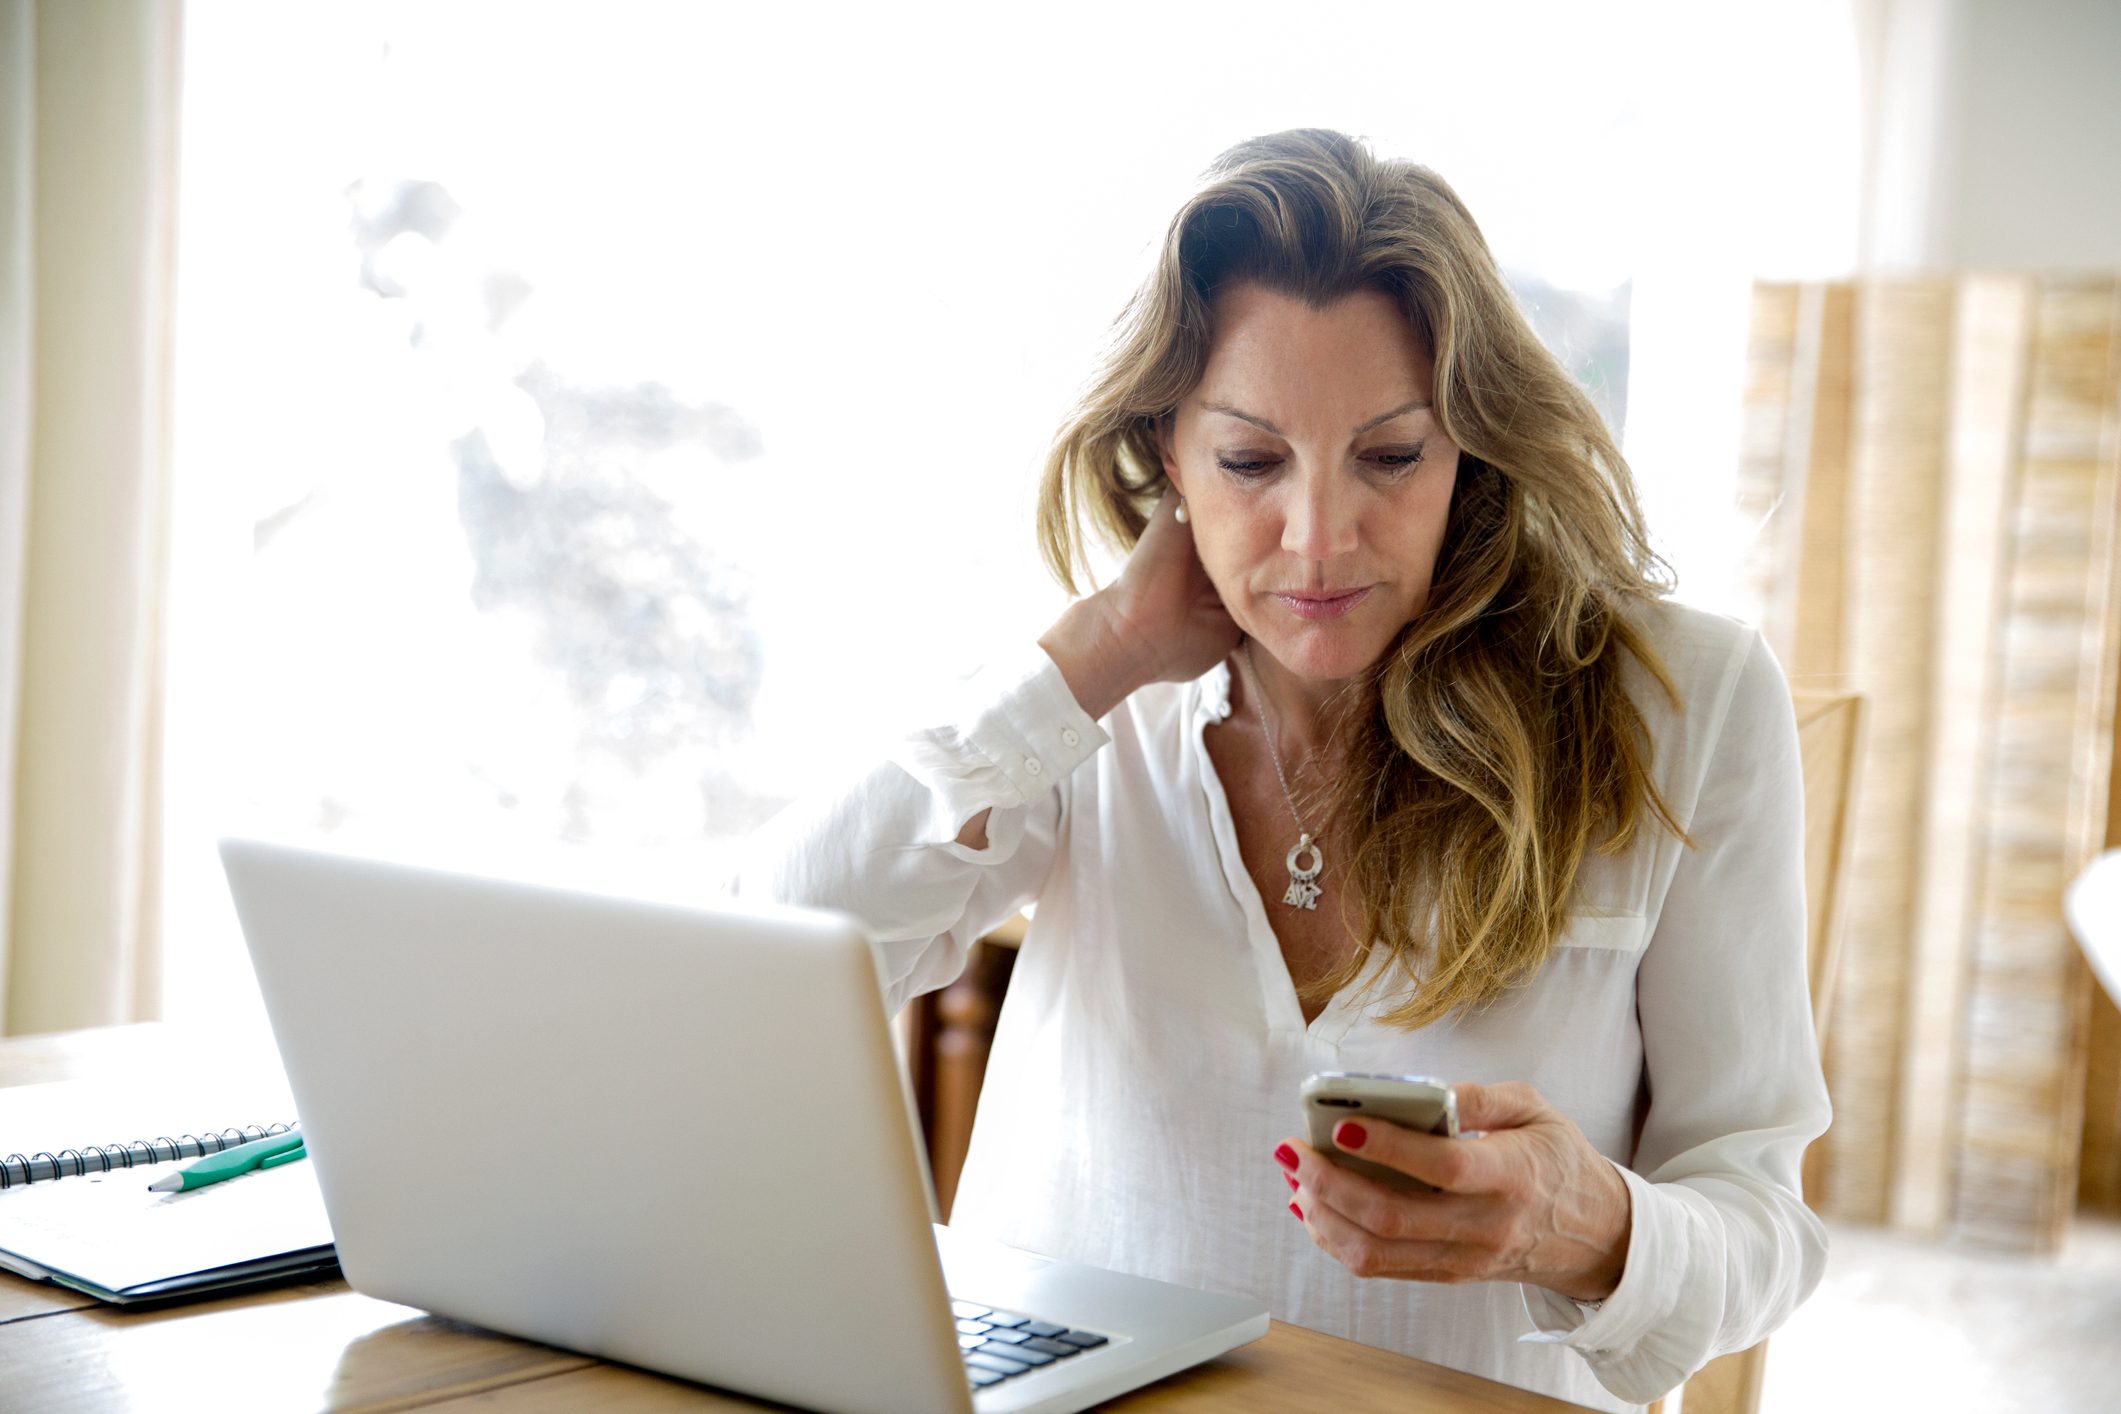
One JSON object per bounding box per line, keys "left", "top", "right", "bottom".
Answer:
{"left": 1157, "top": 281, "right": 1461, "bottom": 686}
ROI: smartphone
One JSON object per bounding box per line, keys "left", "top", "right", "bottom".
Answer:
{"left": 1300, "top": 1071, "right": 1460, "bottom": 1194}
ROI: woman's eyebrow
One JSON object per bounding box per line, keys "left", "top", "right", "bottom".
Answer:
{"left": 1199, "top": 399, "right": 1432, "bottom": 437}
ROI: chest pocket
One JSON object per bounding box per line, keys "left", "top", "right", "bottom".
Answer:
{"left": 1555, "top": 910, "right": 1649, "bottom": 953}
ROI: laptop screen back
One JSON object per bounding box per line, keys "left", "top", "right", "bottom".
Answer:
{"left": 222, "top": 838, "right": 972, "bottom": 1414}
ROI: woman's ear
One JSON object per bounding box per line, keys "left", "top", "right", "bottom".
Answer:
{"left": 1155, "top": 413, "right": 1184, "bottom": 495}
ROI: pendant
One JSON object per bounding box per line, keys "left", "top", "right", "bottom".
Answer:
{"left": 1283, "top": 832, "right": 1324, "bottom": 911}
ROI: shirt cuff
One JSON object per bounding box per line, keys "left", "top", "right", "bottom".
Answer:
{"left": 885, "top": 642, "right": 1110, "bottom": 848}
{"left": 1517, "top": 1163, "right": 1707, "bottom": 1403}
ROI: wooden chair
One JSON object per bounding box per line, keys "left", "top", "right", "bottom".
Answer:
{"left": 1655, "top": 689, "right": 1863, "bottom": 1414}
{"left": 913, "top": 689, "right": 1866, "bottom": 1414}
{"left": 908, "top": 913, "right": 1026, "bottom": 1217}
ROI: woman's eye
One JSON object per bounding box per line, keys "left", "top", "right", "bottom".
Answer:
{"left": 1371, "top": 445, "right": 1426, "bottom": 472}
{"left": 1213, "top": 444, "right": 1426, "bottom": 478}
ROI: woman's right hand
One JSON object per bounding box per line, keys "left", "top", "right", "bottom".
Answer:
{"left": 957, "top": 494, "right": 1233, "bottom": 851}
{"left": 1038, "top": 491, "right": 1241, "bottom": 721}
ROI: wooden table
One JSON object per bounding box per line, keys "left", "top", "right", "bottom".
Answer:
{"left": 0, "top": 1026, "right": 1591, "bottom": 1412}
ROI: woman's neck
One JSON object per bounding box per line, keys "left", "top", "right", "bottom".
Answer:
{"left": 1232, "top": 643, "right": 1372, "bottom": 775}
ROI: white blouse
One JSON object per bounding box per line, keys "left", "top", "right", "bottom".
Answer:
{"left": 738, "top": 600, "right": 1830, "bottom": 1411}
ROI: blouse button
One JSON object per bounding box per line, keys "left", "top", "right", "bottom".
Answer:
{"left": 1024, "top": 757, "right": 1043, "bottom": 776}
{"left": 1060, "top": 728, "right": 1081, "bottom": 747}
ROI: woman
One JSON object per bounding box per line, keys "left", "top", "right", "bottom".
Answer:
{"left": 742, "top": 129, "right": 1828, "bottom": 1410}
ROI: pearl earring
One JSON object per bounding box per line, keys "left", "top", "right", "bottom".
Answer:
{"left": 1174, "top": 497, "right": 1190, "bottom": 524}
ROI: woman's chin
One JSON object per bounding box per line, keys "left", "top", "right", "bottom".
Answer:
{"left": 1247, "top": 624, "right": 1395, "bottom": 684}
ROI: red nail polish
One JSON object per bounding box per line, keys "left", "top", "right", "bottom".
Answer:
{"left": 1284, "top": 1172, "right": 1299, "bottom": 1191}
{"left": 1274, "top": 1143, "right": 1298, "bottom": 1170}
{"left": 1289, "top": 1201, "right": 1304, "bottom": 1220}
{"left": 1334, "top": 1121, "right": 1368, "bottom": 1151}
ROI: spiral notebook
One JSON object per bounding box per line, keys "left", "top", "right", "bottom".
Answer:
{"left": 3, "top": 1121, "right": 301, "bottom": 1188}
{"left": 0, "top": 1076, "right": 337, "bottom": 1303}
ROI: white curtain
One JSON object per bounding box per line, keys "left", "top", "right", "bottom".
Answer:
{"left": 0, "top": 0, "right": 183, "bottom": 1035}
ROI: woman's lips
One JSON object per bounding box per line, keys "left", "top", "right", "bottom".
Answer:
{"left": 1273, "top": 586, "right": 1373, "bottom": 621}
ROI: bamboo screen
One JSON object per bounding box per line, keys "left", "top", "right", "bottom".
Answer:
{"left": 1740, "top": 275, "right": 2121, "bottom": 1251}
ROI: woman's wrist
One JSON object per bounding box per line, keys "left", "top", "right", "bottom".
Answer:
{"left": 1549, "top": 1164, "right": 1633, "bottom": 1304}
{"left": 1038, "top": 595, "right": 1152, "bottom": 721}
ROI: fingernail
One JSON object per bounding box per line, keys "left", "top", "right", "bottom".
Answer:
{"left": 1334, "top": 1121, "right": 1368, "bottom": 1151}
{"left": 1273, "top": 1143, "right": 1298, "bottom": 1170}
{"left": 1289, "top": 1201, "right": 1304, "bottom": 1220}
{"left": 1284, "top": 1172, "right": 1298, "bottom": 1191}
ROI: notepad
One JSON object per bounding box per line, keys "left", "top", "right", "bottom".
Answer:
{"left": 0, "top": 1151, "right": 335, "bottom": 1301}
{"left": 0, "top": 1074, "right": 337, "bottom": 1303}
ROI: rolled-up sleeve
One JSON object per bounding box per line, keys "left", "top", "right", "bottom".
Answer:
{"left": 735, "top": 642, "right": 1108, "bottom": 1014}
{"left": 1517, "top": 628, "right": 1832, "bottom": 1404}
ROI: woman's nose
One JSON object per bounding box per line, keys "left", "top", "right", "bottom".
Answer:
{"left": 1280, "top": 464, "right": 1361, "bottom": 562}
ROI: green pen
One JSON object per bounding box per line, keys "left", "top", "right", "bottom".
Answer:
{"left": 147, "top": 1128, "right": 307, "bottom": 1193}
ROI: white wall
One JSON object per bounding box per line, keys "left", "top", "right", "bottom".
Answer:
{"left": 1948, "top": 0, "right": 2121, "bottom": 269}
{"left": 1865, "top": 0, "right": 2121, "bottom": 271}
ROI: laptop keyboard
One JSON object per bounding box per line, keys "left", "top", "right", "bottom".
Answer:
{"left": 952, "top": 1299, "right": 1109, "bottom": 1389}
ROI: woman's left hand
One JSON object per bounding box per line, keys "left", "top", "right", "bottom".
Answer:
{"left": 1274, "top": 1080, "right": 1632, "bottom": 1303}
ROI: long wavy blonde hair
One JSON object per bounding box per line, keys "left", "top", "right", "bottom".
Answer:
{"left": 1037, "top": 129, "right": 1689, "bottom": 1029}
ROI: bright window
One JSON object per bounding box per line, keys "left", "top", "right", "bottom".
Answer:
{"left": 165, "top": 1, "right": 1859, "bottom": 1024}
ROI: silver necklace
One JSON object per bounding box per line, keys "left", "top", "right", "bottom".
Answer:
{"left": 1240, "top": 642, "right": 1325, "bottom": 911}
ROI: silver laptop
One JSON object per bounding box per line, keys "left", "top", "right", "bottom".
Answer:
{"left": 220, "top": 838, "right": 1267, "bottom": 1414}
